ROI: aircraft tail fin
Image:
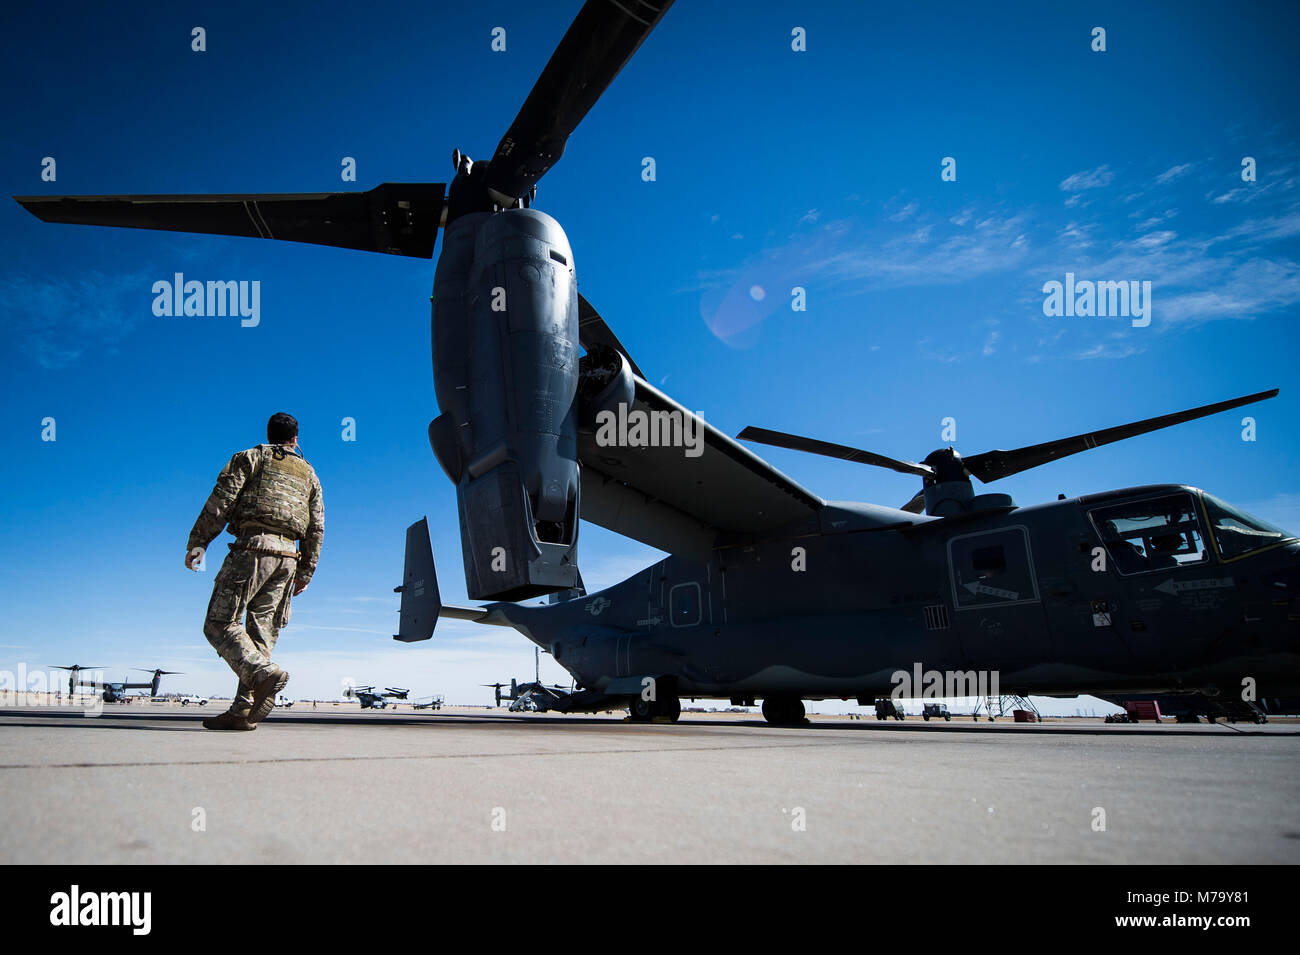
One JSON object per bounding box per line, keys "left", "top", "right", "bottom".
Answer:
{"left": 395, "top": 519, "right": 504, "bottom": 641}
{"left": 394, "top": 518, "right": 442, "bottom": 642}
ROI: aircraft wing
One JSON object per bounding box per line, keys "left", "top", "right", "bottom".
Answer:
{"left": 578, "top": 378, "right": 824, "bottom": 553}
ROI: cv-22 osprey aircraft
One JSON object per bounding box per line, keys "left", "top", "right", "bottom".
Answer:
{"left": 17, "top": 2, "right": 1299, "bottom": 724}
{"left": 52, "top": 666, "right": 181, "bottom": 704}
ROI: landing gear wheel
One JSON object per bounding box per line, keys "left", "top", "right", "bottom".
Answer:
{"left": 762, "top": 696, "right": 806, "bottom": 726}
{"left": 661, "top": 696, "right": 681, "bottom": 722}
{"left": 629, "top": 697, "right": 653, "bottom": 722}
{"left": 628, "top": 695, "right": 680, "bottom": 723}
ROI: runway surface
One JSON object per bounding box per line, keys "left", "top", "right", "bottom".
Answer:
{"left": 2, "top": 705, "right": 1297, "bottom": 864}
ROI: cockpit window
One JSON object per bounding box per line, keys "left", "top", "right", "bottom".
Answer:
{"left": 1088, "top": 493, "right": 1207, "bottom": 576}
{"left": 1202, "top": 493, "right": 1295, "bottom": 559}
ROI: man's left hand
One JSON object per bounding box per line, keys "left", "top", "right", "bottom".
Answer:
{"left": 293, "top": 577, "right": 309, "bottom": 596}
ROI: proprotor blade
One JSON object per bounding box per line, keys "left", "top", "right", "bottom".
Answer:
{"left": 899, "top": 490, "right": 927, "bottom": 514}
{"left": 962, "top": 388, "right": 1280, "bottom": 484}
{"left": 738, "top": 426, "right": 934, "bottom": 478}
{"left": 578, "top": 293, "right": 645, "bottom": 379}
{"left": 15, "top": 183, "right": 446, "bottom": 258}
{"left": 482, "top": 0, "right": 676, "bottom": 204}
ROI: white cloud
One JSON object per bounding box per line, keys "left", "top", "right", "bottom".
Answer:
{"left": 1211, "top": 188, "right": 1246, "bottom": 204}
{"left": 981, "top": 327, "right": 1002, "bottom": 357}
{"left": 2, "top": 269, "right": 156, "bottom": 369}
{"left": 1073, "top": 342, "right": 1145, "bottom": 360}
{"left": 1133, "top": 230, "right": 1177, "bottom": 249}
{"left": 888, "top": 201, "right": 919, "bottom": 222}
{"left": 1156, "top": 163, "right": 1193, "bottom": 184}
{"left": 1158, "top": 258, "right": 1300, "bottom": 324}
{"left": 1059, "top": 164, "right": 1115, "bottom": 192}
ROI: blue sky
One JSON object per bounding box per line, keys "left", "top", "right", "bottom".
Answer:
{"left": 1, "top": 0, "right": 1297, "bottom": 712}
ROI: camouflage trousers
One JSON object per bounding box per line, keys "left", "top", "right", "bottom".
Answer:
{"left": 203, "top": 541, "right": 297, "bottom": 717}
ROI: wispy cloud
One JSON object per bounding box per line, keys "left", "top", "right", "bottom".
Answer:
{"left": 888, "top": 201, "right": 918, "bottom": 222}
{"left": 695, "top": 149, "right": 1300, "bottom": 355}
{"left": 1, "top": 269, "right": 155, "bottom": 369}
{"left": 1060, "top": 164, "right": 1116, "bottom": 192}
{"left": 981, "top": 323, "right": 1002, "bottom": 357}
{"left": 1156, "top": 163, "right": 1193, "bottom": 184}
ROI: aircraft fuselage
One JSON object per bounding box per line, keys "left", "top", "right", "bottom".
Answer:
{"left": 491, "top": 485, "right": 1300, "bottom": 705}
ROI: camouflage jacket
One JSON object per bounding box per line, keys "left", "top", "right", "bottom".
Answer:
{"left": 187, "top": 444, "right": 324, "bottom": 583}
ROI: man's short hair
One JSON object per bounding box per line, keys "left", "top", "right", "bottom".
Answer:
{"left": 267, "top": 413, "right": 299, "bottom": 444}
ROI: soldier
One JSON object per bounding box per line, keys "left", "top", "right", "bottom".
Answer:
{"left": 185, "top": 413, "right": 323, "bottom": 731}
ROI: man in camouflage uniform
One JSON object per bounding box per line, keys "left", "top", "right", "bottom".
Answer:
{"left": 186, "top": 413, "right": 323, "bottom": 730}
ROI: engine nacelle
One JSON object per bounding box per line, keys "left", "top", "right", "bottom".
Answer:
{"left": 431, "top": 207, "right": 581, "bottom": 600}
{"left": 577, "top": 343, "right": 636, "bottom": 433}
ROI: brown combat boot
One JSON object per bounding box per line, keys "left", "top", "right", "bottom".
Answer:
{"left": 247, "top": 666, "right": 289, "bottom": 724}
{"left": 202, "top": 711, "right": 256, "bottom": 731}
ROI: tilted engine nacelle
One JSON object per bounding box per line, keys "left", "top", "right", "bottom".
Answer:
{"left": 430, "top": 207, "right": 581, "bottom": 601}
{"left": 576, "top": 342, "right": 636, "bottom": 434}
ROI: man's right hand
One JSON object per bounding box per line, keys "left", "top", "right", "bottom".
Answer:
{"left": 185, "top": 547, "right": 205, "bottom": 571}
{"left": 293, "top": 577, "right": 309, "bottom": 596}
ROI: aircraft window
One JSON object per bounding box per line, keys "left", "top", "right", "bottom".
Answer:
{"left": 670, "top": 582, "right": 702, "bottom": 628}
{"left": 1202, "top": 493, "right": 1295, "bottom": 559}
{"left": 1088, "top": 493, "right": 1207, "bottom": 575}
{"left": 948, "top": 527, "right": 1038, "bottom": 609}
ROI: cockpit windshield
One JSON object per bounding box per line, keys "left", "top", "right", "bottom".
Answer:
{"left": 1202, "top": 493, "right": 1295, "bottom": 559}
{"left": 1089, "top": 492, "right": 1208, "bottom": 575}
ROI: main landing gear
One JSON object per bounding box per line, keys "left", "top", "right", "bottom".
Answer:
{"left": 628, "top": 694, "right": 681, "bottom": 723}
{"left": 762, "top": 695, "right": 807, "bottom": 726}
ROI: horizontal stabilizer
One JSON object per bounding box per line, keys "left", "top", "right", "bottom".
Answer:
{"left": 440, "top": 605, "right": 490, "bottom": 622}
{"left": 15, "top": 182, "right": 446, "bottom": 258}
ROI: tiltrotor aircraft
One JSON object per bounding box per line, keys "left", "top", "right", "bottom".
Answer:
{"left": 486, "top": 649, "right": 572, "bottom": 711}
{"left": 18, "top": 2, "right": 1298, "bottom": 724}
{"left": 345, "top": 685, "right": 441, "bottom": 710}
{"left": 52, "top": 666, "right": 181, "bottom": 703}
{"left": 346, "top": 685, "right": 409, "bottom": 710}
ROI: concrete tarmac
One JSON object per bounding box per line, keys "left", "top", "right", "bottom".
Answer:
{"left": 1, "top": 705, "right": 1297, "bottom": 864}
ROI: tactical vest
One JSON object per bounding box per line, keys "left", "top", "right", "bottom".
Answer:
{"left": 231, "top": 444, "right": 314, "bottom": 539}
